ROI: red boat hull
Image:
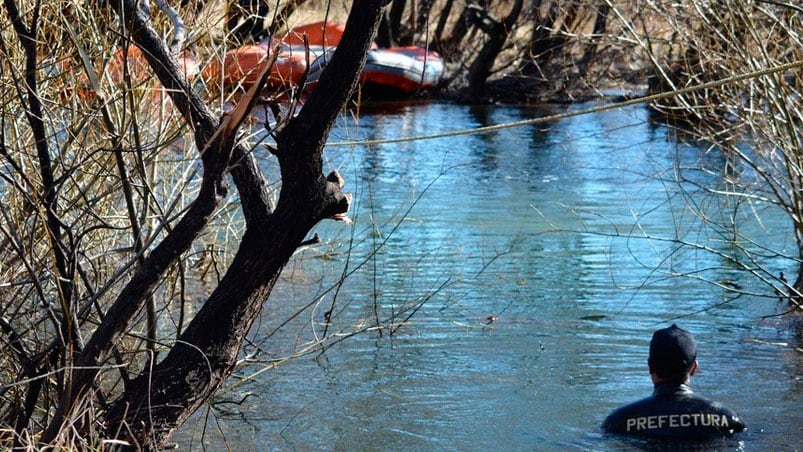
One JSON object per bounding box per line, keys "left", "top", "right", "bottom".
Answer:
{"left": 202, "top": 43, "right": 311, "bottom": 89}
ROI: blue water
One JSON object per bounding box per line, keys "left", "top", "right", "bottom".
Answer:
{"left": 176, "top": 102, "right": 801, "bottom": 450}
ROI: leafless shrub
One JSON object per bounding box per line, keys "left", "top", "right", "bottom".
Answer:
{"left": 615, "top": 0, "right": 803, "bottom": 306}
{"left": 0, "top": 0, "right": 387, "bottom": 448}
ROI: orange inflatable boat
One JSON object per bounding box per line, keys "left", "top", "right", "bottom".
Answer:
{"left": 360, "top": 46, "right": 444, "bottom": 94}
{"left": 283, "top": 20, "right": 345, "bottom": 47}
{"left": 201, "top": 41, "right": 311, "bottom": 89}
{"left": 202, "top": 21, "right": 344, "bottom": 91}
{"left": 306, "top": 45, "right": 444, "bottom": 96}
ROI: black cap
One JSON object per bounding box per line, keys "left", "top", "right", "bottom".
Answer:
{"left": 648, "top": 324, "right": 697, "bottom": 377}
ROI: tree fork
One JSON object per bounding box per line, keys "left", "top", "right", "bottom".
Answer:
{"left": 39, "top": 0, "right": 269, "bottom": 441}
{"left": 98, "top": 1, "right": 385, "bottom": 449}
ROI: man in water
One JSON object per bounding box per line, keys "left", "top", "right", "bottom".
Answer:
{"left": 602, "top": 324, "right": 745, "bottom": 438}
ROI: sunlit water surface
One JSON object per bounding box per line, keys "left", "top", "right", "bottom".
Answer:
{"left": 176, "top": 102, "right": 801, "bottom": 451}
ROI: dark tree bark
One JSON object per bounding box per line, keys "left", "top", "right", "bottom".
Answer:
{"left": 376, "top": 11, "right": 393, "bottom": 48}
{"left": 438, "top": 3, "right": 475, "bottom": 57}
{"left": 521, "top": 0, "right": 556, "bottom": 76}
{"left": 465, "top": 0, "right": 524, "bottom": 102}
{"left": 390, "top": 0, "right": 408, "bottom": 44}
{"left": 416, "top": 0, "right": 434, "bottom": 36}
{"left": 40, "top": 0, "right": 387, "bottom": 449}
{"left": 576, "top": 3, "right": 609, "bottom": 78}
{"left": 790, "top": 235, "right": 803, "bottom": 307}
{"left": 521, "top": 0, "right": 580, "bottom": 78}
{"left": 433, "top": 0, "right": 455, "bottom": 47}
{"left": 227, "top": 0, "right": 270, "bottom": 43}
{"left": 377, "top": 0, "right": 408, "bottom": 47}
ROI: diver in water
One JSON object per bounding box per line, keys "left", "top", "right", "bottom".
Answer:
{"left": 602, "top": 324, "right": 745, "bottom": 438}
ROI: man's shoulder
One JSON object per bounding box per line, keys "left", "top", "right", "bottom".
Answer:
{"left": 677, "top": 392, "right": 742, "bottom": 418}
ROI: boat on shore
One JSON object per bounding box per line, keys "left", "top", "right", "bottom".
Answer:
{"left": 283, "top": 21, "right": 345, "bottom": 48}
{"left": 202, "top": 41, "right": 317, "bottom": 90}
{"left": 305, "top": 45, "right": 444, "bottom": 97}
{"left": 203, "top": 21, "right": 444, "bottom": 98}
{"left": 202, "top": 21, "right": 343, "bottom": 92}
{"left": 360, "top": 46, "right": 443, "bottom": 95}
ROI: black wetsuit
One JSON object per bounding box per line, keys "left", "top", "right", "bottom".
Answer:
{"left": 602, "top": 383, "right": 745, "bottom": 438}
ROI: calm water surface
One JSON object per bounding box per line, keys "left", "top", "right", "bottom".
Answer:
{"left": 177, "top": 102, "right": 801, "bottom": 450}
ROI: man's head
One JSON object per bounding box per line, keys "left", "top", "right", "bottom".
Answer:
{"left": 648, "top": 324, "right": 698, "bottom": 383}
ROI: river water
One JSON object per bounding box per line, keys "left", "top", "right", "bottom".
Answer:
{"left": 177, "top": 102, "right": 801, "bottom": 450}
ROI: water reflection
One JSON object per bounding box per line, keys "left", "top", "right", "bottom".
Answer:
{"left": 176, "top": 102, "right": 801, "bottom": 451}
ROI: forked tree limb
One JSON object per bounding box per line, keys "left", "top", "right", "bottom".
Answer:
{"left": 111, "top": 0, "right": 274, "bottom": 226}
{"left": 39, "top": 0, "right": 277, "bottom": 444}
{"left": 42, "top": 0, "right": 387, "bottom": 449}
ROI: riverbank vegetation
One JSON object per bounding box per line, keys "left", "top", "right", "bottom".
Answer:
{"left": 640, "top": 1, "right": 803, "bottom": 311}
{"left": 1, "top": 0, "right": 801, "bottom": 448}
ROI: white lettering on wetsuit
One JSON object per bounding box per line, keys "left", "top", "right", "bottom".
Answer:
{"left": 625, "top": 413, "right": 730, "bottom": 432}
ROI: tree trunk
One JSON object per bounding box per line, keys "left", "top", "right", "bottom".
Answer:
{"left": 437, "top": 5, "right": 471, "bottom": 57}
{"left": 39, "top": 0, "right": 386, "bottom": 449}
{"left": 576, "top": 3, "right": 609, "bottom": 78}
{"left": 377, "top": 0, "right": 411, "bottom": 47}
{"left": 109, "top": 1, "right": 382, "bottom": 449}
{"left": 790, "top": 228, "right": 803, "bottom": 309}
{"left": 521, "top": 0, "right": 555, "bottom": 76}
{"left": 466, "top": 1, "right": 524, "bottom": 102}
{"left": 227, "top": 0, "right": 270, "bottom": 43}
{"left": 416, "top": 0, "right": 434, "bottom": 36}
{"left": 433, "top": 0, "right": 455, "bottom": 47}
{"left": 389, "top": 0, "right": 408, "bottom": 45}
